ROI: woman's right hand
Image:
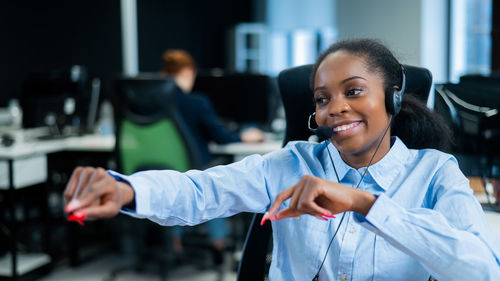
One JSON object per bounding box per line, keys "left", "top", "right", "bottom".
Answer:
{"left": 63, "top": 167, "right": 135, "bottom": 220}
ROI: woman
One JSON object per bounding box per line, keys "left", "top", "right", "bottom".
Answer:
{"left": 65, "top": 39, "right": 500, "bottom": 280}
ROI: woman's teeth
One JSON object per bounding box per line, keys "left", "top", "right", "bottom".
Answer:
{"left": 333, "top": 123, "right": 357, "bottom": 132}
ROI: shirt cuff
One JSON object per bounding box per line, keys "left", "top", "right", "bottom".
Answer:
{"left": 107, "top": 170, "right": 151, "bottom": 218}
{"left": 354, "top": 193, "right": 400, "bottom": 235}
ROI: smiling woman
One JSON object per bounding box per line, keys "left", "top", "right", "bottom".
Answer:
{"left": 62, "top": 39, "right": 500, "bottom": 281}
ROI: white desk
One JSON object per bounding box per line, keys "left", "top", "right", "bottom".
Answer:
{"left": 485, "top": 211, "right": 500, "bottom": 237}
{"left": 0, "top": 134, "right": 115, "bottom": 189}
{"left": 0, "top": 131, "right": 114, "bottom": 279}
{"left": 209, "top": 140, "right": 283, "bottom": 161}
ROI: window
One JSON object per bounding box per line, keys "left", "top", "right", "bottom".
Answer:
{"left": 450, "top": 0, "right": 493, "bottom": 82}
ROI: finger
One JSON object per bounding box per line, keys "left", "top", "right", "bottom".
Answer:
{"left": 272, "top": 208, "right": 301, "bottom": 220}
{"left": 75, "top": 200, "right": 121, "bottom": 220}
{"left": 296, "top": 185, "right": 333, "bottom": 216}
{"left": 273, "top": 207, "right": 331, "bottom": 222}
{"left": 73, "top": 167, "right": 96, "bottom": 198}
{"left": 288, "top": 181, "right": 305, "bottom": 211}
{"left": 267, "top": 186, "right": 295, "bottom": 217}
{"left": 64, "top": 167, "right": 83, "bottom": 203}
{"left": 66, "top": 170, "right": 107, "bottom": 213}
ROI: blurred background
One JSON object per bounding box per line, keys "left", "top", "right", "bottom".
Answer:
{"left": 1, "top": 0, "right": 500, "bottom": 281}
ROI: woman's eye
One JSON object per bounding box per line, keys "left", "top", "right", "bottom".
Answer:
{"left": 346, "top": 89, "right": 362, "bottom": 96}
{"left": 315, "top": 97, "right": 328, "bottom": 105}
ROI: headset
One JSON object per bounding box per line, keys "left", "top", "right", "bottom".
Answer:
{"left": 308, "top": 65, "right": 406, "bottom": 280}
{"left": 386, "top": 64, "right": 407, "bottom": 116}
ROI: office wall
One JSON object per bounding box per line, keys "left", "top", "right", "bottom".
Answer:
{"left": 336, "top": 0, "right": 448, "bottom": 83}
{"left": 137, "top": 0, "right": 253, "bottom": 72}
{"left": 336, "top": 0, "right": 422, "bottom": 65}
{"left": 0, "top": 0, "right": 122, "bottom": 106}
{"left": 0, "top": 0, "right": 255, "bottom": 106}
{"left": 266, "top": 0, "right": 336, "bottom": 31}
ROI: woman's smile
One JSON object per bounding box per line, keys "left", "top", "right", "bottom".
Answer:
{"left": 332, "top": 121, "right": 362, "bottom": 136}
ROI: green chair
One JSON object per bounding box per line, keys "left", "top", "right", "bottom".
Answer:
{"left": 107, "top": 76, "right": 202, "bottom": 281}
{"left": 114, "top": 76, "right": 202, "bottom": 175}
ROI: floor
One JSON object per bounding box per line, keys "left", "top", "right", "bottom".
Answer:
{"left": 38, "top": 253, "right": 237, "bottom": 281}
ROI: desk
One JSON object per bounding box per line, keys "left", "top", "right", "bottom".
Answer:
{"left": 209, "top": 140, "right": 283, "bottom": 161}
{"left": 485, "top": 211, "right": 500, "bottom": 237}
{"left": 0, "top": 131, "right": 114, "bottom": 280}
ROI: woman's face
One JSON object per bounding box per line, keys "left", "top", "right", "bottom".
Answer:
{"left": 313, "top": 51, "right": 391, "bottom": 159}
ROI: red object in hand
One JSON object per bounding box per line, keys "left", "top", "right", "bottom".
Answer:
{"left": 68, "top": 212, "right": 86, "bottom": 226}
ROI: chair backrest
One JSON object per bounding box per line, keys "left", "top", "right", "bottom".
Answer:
{"left": 236, "top": 63, "right": 434, "bottom": 281}
{"left": 113, "top": 76, "right": 202, "bottom": 174}
{"left": 434, "top": 83, "right": 500, "bottom": 177}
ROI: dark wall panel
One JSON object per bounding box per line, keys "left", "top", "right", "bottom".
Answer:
{"left": 0, "top": 0, "right": 122, "bottom": 106}
{"left": 137, "top": 0, "right": 253, "bottom": 72}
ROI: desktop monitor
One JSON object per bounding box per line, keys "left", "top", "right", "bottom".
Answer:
{"left": 20, "top": 66, "right": 100, "bottom": 134}
{"left": 192, "top": 72, "right": 280, "bottom": 129}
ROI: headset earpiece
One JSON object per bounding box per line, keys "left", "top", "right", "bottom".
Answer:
{"left": 386, "top": 65, "right": 406, "bottom": 116}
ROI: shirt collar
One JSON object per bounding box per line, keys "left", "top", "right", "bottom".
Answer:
{"left": 324, "top": 136, "right": 409, "bottom": 191}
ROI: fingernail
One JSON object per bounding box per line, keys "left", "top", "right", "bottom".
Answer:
{"left": 68, "top": 214, "right": 86, "bottom": 226}
{"left": 260, "top": 213, "right": 268, "bottom": 226}
{"left": 65, "top": 200, "right": 81, "bottom": 213}
{"left": 68, "top": 212, "right": 87, "bottom": 222}
{"left": 321, "top": 213, "right": 336, "bottom": 218}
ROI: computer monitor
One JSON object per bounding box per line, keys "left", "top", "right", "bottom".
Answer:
{"left": 20, "top": 66, "right": 99, "bottom": 134}
{"left": 192, "top": 72, "right": 280, "bottom": 129}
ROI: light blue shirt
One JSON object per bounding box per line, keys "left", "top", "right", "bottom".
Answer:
{"left": 110, "top": 137, "right": 500, "bottom": 281}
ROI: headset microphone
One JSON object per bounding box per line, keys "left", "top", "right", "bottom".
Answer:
{"left": 308, "top": 113, "right": 333, "bottom": 139}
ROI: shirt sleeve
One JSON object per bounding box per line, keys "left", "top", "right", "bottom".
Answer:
{"left": 355, "top": 158, "right": 500, "bottom": 281}
{"left": 108, "top": 153, "right": 271, "bottom": 226}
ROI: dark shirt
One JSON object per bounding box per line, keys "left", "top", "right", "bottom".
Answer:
{"left": 176, "top": 91, "right": 240, "bottom": 165}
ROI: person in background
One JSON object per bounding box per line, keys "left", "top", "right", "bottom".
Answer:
{"left": 160, "top": 49, "right": 262, "bottom": 263}
{"left": 161, "top": 49, "right": 263, "bottom": 166}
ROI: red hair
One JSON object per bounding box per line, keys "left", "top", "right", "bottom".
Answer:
{"left": 161, "top": 49, "right": 196, "bottom": 75}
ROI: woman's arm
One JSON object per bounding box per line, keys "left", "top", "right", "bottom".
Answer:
{"left": 64, "top": 154, "right": 272, "bottom": 225}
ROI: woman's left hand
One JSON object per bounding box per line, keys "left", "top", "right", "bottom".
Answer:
{"left": 263, "top": 175, "right": 377, "bottom": 223}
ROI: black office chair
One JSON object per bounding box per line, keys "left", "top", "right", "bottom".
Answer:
{"left": 434, "top": 83, "right": 500, "bottom": 209}
{"left": 236, "top": 64, "right": 434, "bottom": 281}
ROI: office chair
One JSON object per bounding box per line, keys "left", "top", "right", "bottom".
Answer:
{"left": 434, "top": 83, "right": 500, "bottom": 210}
{"left": 114, "top": 76, "right": 202, "bottom": 174}
{"left": 236, "top": 64, "right": 434, "bottom": 281}
{"left": 108, "top": 76, "right": 204, "bottom": 281}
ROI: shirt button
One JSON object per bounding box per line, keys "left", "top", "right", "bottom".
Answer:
{"left": 341, "top": 273, "right": 348, "bottom": 280}
{"left": 349, "top": 228, "right": 357, "bottom": 233}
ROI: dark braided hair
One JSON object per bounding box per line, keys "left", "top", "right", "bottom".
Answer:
{"left": 310, "top": 38, "right": 452, "bottom": 151}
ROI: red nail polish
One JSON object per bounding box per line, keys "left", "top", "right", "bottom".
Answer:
{"left": 68, "top": 212, "right": 86, "bottom": 226}
{"left": 260, "top": 216, "right": 267, "bottom": 226}
{"left": 321, "top": 213, "right": 336, "bottom": 218}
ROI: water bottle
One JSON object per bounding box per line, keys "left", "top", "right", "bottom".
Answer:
{"left": 8, "top": 99, "right": 23, "bottom": 129}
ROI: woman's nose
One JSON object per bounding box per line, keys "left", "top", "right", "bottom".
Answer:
{"left": 328, "top": 97, "right": 350, "bottom": 115}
